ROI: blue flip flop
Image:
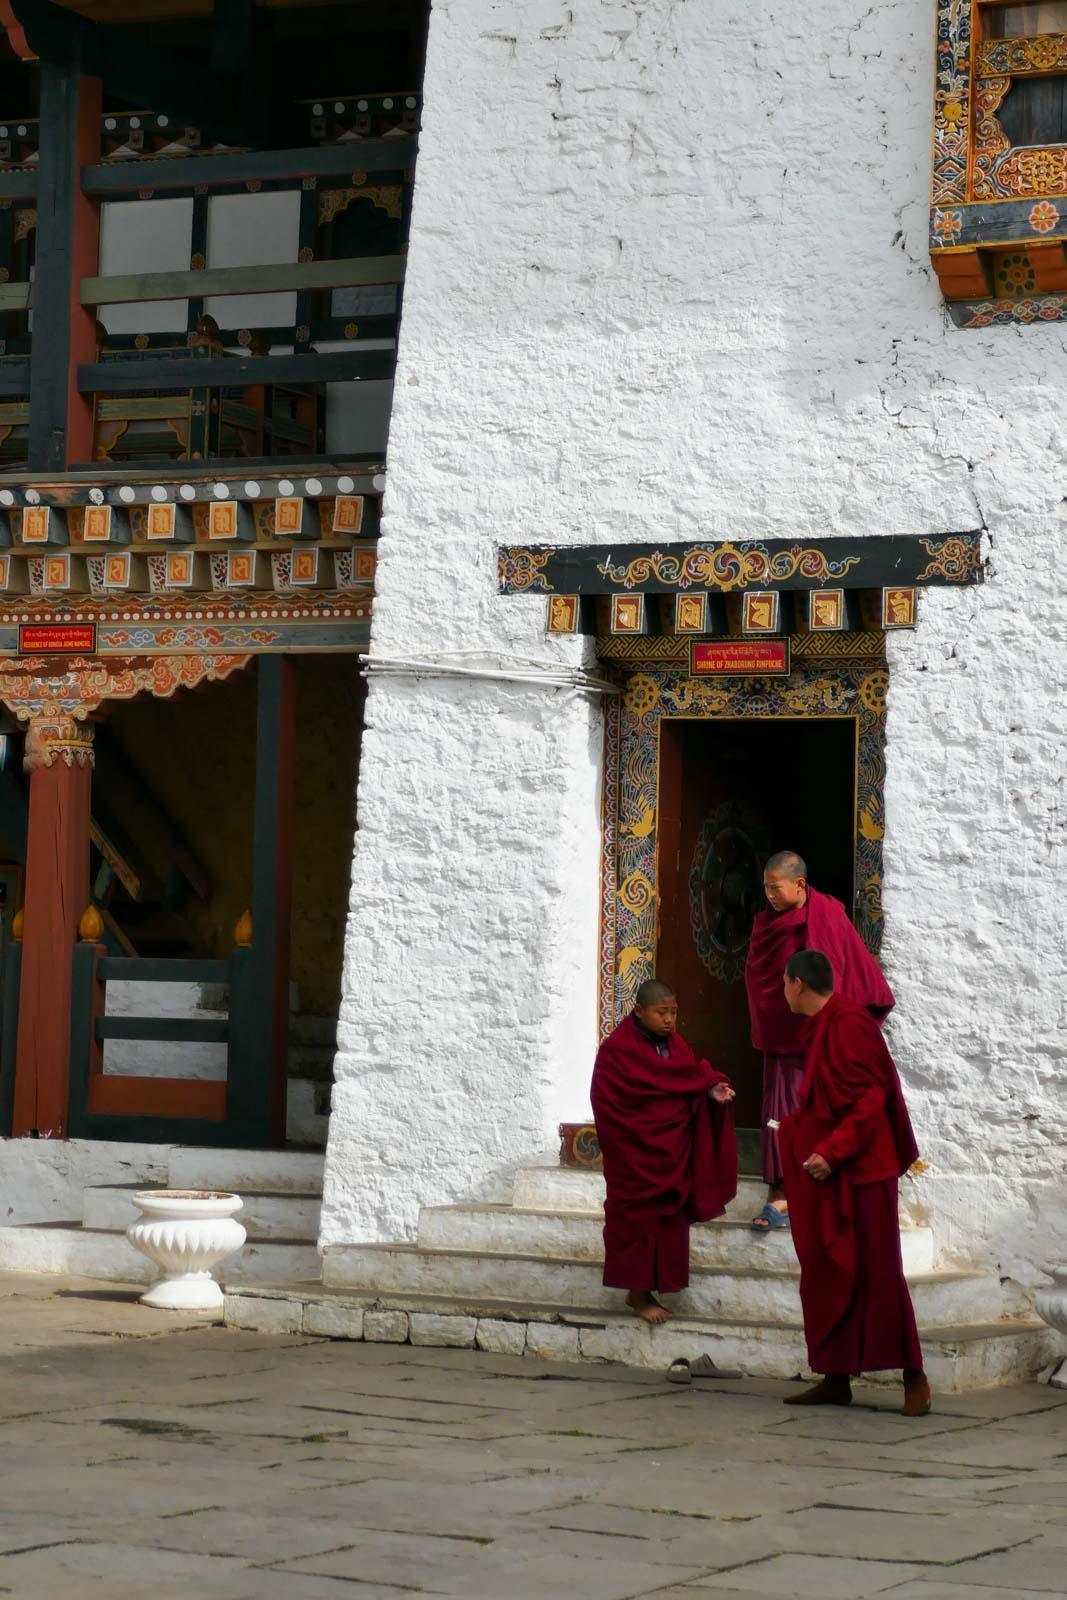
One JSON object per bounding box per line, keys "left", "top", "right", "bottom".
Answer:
{"left": 751, "top": 1201, "right": 790, "bottom": 1232}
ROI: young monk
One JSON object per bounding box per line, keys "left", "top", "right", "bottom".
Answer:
{"left": 778, "top": 949, "right": 930, "bottom": 1416}
{"left": 744, "top": 850, "right": 895, "bottom": 1233}
{"left": 591, "top": 979, "right": 737, "bottom": 1324}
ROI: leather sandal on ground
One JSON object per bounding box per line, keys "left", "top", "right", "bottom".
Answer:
{"left": 666, "top": 1355, "right": 742, "bottom": 1384}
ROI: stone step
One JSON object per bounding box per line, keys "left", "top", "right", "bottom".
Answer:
{"left": 223, "top": 1284, "right": 1063, "bottom": 1394}
{"left": 511, "top": 1165, "right": 930, "bottom": 1228}
{"left": 83, "top": 1184, "right": 321, "bottom": 1242}
{"left": 512, "top": 1165, "right": 763, "bottom": 1217}
{"left": 322, "top": 1242, "right": 1004, "bottom": 1328}
{"left": 167, "top": 1147, "right": 324, "bottom": 1195}
{"left": 0, "top": 1223, "right": 319, "bottom": 1286}
{"left": 417, "top": 1202, "right": 936, "bottom": 1275}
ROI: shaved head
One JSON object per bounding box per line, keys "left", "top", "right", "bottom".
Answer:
{"left": 765, "top": 850, "right": 806, "bottom": 880}
{"left": 785, "top": 948, "right": 833, "bottom": 993}
{"left": 635, "top": 978, "right": 676, "bottom": 1007}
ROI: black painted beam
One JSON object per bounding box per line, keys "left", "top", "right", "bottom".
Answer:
{"left": 82, "top": 141, "right": 417, "bottom": 196}
{"left": 78, "top": 349, "right": 396, "bottom": 393}
{"left": 226, "top": 657, "right": 294, "bottom": 1146}
{"left": 29, "top": 55, "right": 99, "bottom": 471}
{"left": 0, "top": 363, "right": 30, "bottom": 397}
{"left": 211, "top": 0, "right": 270, "bottom": 148}
{"left": 497, "top": 535, "right": 986, "bottom": 594}
{"left": 96, "top": 1015, "right": 230, "bottom": 1044}
{"left": 0, "top": 171, "right": 36, "bottom": 200}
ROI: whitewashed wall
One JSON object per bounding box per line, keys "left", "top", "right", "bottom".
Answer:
{"left": 322, "top": 0, "right": 1067, "bottom": 1286}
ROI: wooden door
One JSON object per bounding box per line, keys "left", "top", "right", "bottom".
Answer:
{"left": 656, "top": 717, "right": 857, "bottom": 1128}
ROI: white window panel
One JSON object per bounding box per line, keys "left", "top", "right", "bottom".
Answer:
{"left": 99, "top": 197, "right": 193, "bottom": 335}
{"left": 205, "top": 190, "right": 301, "bottom": 331}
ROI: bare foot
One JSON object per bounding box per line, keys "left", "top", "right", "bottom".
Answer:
{"left": 783, "top": 1376, "right": 852, "bottom": 1406}
{"left": 903, "top": 1369, "right": 932, "bottom": 1417}
{"left": 625, "top": 1291, "right": 674, "bottom": 1324}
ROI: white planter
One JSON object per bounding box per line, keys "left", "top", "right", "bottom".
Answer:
{"left": 1036, "top": 1265, "right": 1067, "bottom": 1335}
{"left": 1035, "top": 1264, "right": 1067, "bottom": 1389}
{"left": 127, "top": 1190, "right": 246, "bottom": 1312}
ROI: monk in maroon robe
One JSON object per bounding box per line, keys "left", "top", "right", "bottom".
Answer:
{"left": 591, "top": 979, "right": 737, "bottom": 1323}
{"left": 778, "top": 948, "right": 930, "bottom": 1416}
{"left": 744, "top": 850, "right": 895, "bottom": 1232}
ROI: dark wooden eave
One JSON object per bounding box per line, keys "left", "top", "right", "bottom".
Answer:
{"left": 0, "top": 0, "right": 257, "bottom": 146}
{"left": 497, "top": 534, "right": 985, "bottom": 595}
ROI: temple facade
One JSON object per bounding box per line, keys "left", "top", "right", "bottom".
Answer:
{"left": 322, "top": 0, "right": 1067, "bottom": 1312}
{"left": 0, "top": 0, "right": 1063, "bottom": 1383}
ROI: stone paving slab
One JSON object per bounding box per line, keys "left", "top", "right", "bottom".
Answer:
{"left": 273, "top": 1530, "right": 712, "bottom": 1597}
{"left": 0, "top": 1272, "right": 1061, "bottom": 1599}
{"left": 693, "top": 1553, "right": 937, "bottom": 1595}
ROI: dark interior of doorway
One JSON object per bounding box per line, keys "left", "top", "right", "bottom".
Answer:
{"left": 655, "top": 717, "right": 857, "bottom": 1138}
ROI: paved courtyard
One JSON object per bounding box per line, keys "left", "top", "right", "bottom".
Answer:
{"left": 0, "top": 1274, "right": 1063, "bottom": 1600}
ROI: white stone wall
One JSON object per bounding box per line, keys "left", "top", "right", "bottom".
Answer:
{"left": 322, "top": 0, "right": 1067, "bottom": 1286}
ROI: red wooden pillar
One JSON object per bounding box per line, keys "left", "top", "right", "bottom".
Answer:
{"left": 12, "top": 716, "right": 94, "bottom": 1137}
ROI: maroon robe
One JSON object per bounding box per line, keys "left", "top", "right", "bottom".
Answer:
{"left": 779, "top": 994, "right": 922, "bottom": 1374}
{"left": 745, "top": 888, "right": 896, "bottom": 1183}
{"left": 591, "top": 1016, "right": 737, "bottom": 1292}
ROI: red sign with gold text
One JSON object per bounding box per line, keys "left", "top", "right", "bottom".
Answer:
{"left": 18, "top": 624, "right": 98, "bottom": 656}
{"left": 690, "top": 639, "right": 790, "bottom": 676}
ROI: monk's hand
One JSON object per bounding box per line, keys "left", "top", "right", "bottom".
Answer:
{"left": 803, "top": 1153, "right": 832, "bottom": 1182}
{"left": 710, "top": 1082, "right": 735, "bottom": 1104}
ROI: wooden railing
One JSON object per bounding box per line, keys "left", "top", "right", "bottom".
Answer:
{"left": 65, "top": 928, "right": 269, "bottom": 1146}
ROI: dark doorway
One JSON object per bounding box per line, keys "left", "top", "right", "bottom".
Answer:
{"left": 656, "top": 717, "right": 857, "bottom": 1130}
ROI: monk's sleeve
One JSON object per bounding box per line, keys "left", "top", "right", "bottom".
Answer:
{"left": 814, "top": 1083, "right": 887, "bottom": 1169}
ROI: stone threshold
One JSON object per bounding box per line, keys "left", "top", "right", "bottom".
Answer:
{"left": 222, "top": 1282, "right": 1058, "bottom": 1393}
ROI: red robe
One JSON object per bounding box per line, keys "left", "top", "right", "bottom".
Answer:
{"left": 745, "top": 887, "right": 895, "bottom": 1053}
{"left": 779, "top": 995, "right": 921, "bottom": 1372}
{"left": 591, "top": 1016, "right": 737, "bottom": 1291}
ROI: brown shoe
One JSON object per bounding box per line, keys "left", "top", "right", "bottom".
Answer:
{"left": 903, "top": 1369, "right": 932, "bottom": 1417}
{"left": 783, "top": 1376, "right": 852, "bottom": 1407}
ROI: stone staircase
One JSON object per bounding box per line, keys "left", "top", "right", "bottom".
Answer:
{"left": 225, "top": 1160, "right": 1061, "bottom": 1391}
{"left": 0, "top": 1146, "right": 323, "bottom": 1287}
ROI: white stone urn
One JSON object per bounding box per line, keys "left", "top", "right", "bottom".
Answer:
{"left": 127, "top": 1191, "right": 246, "bottom": 1312}
{"left": 1035, "top": 1264, "right": 1067, "bottom": 1387}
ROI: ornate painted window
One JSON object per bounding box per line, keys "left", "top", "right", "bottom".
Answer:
{"left": 932, "top": 0, "right": 1067, "bottom": 324}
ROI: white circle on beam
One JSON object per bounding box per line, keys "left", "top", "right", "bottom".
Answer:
{"left": 337, "top": 475, "right": 355, "bottom": 493}
{"left": 278, "top": 479, "right": 295, "bottom": 496}
{"left": 179, "top": 484, "right": 196, "bottom": 500}
{"left": 305, "top": 478, "right": 323, "bottom": 496}
{"left": 119, "top": 486, "right": 136, "bottom": 503}
{"left": 151, "top": 486, "right": 167, "bottom": 501}
{"left": 244, "top": 481, "right": 261, "bottom": 497}
{"left": 213, "top": 483, "right": 230, "bottom": 499}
